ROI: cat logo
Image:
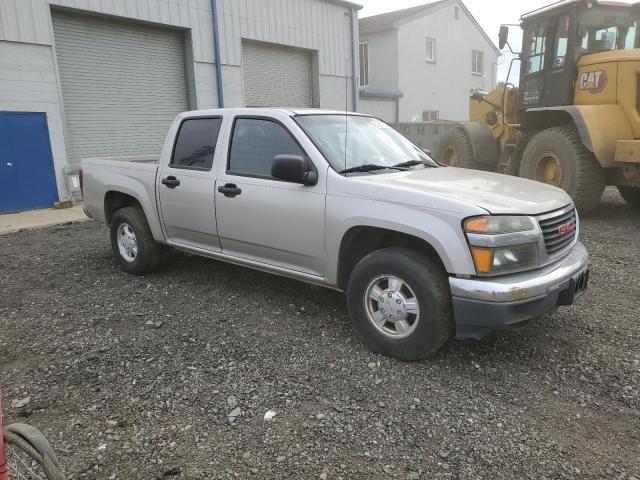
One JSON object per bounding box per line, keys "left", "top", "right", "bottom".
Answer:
{"left": 579, "top": 70, "right": 607, "bottom": 93}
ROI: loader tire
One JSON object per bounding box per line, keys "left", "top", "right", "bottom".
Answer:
{"left": 618, "top": 186, "right": 640, "bottom": 209}
{"left": 435, "top": 127, "right": 483, "bottom": 170}
{"left": 520, "top": 125, "right": 606, "bottom": 215}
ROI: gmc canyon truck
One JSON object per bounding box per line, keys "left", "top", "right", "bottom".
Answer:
{"left": 82, "top": 108, "right": 590, "bottom": 361}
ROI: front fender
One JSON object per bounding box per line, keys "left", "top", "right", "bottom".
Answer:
{"left": 524, "top": 105, "right": 634, "bottom": 168}
{"left": 325, "top": 194, "right": 477, "bottom": 285}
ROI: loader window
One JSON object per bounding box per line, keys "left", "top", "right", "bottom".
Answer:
{"left": 524, "top": 23, "right": 547, "bottom": 74}
{"left": 553, "top": 15, "right": 570, "bottom": 69}
{"left": 577, "top": 8, "right": 639, "bottom": 52}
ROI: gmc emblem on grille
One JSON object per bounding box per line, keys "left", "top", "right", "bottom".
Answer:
{"left": 558, "top": 222, "right": 573, "bottom": 235}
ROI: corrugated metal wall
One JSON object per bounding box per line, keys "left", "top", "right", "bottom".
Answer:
{"left": 51, "top": 9, "right": 189, "bottom": 164}
{"left": 0, "top": 0, "right": 353, "bottom": 75}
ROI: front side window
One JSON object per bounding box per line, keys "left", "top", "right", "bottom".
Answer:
{"left": 359, "top": 42, "right": 369, "bottom": 87}
{"left": 553, "top": 15, "right": 570, "bottom": 69}
{"left": 295, "top": 115, "right": 438, "bottom": 172}
{"left": 228, "top": 118, "right": 305, "bottom": 178}
{"left": 472, "top": 50, "right": 484, "bottom": 75}
{"left": 524, "top": 22, "right": 547, "bottom": 74}
{"left": 171, "top": 118, "right": 222, "bottom": 170}
{"left": 426, "top": 37, "right": 436, "bottom": 62}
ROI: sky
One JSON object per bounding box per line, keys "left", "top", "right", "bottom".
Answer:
{"left": 358, "top": 0, "right": 555, "bottom": 83}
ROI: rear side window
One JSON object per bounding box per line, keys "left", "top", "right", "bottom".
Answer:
{"left": 228, "top": 118, "right": 305, "bottom": 178}
{"left": 171, "top": 118, "right": 222, "bottom": 170}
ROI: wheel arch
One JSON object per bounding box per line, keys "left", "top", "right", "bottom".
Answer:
{"left": 336, "top": 226, "right": 448, "bottom": 290}
{"left": 522, "top": 105, "right": 633, "bottom": 167}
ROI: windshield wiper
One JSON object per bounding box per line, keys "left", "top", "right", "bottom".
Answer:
{"left": 392, "top": 159, "right": 438, "bottom": 169}
{"left": 339, "top": 164, "right": 407, "bottom": 174}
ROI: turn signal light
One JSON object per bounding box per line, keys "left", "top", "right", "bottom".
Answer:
{"left": 471, "top": 247, "right": 493, "bottom": 273}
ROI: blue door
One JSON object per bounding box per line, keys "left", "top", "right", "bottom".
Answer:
{"left": 0, "top": 112, "right": 59, "bottom": 213}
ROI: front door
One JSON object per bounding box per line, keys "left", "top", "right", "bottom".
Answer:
{"left": 158, "top": 116, "right": 224, "bottom": 252}
{"left": 214, "top": 116, "right": 326, "bottom": 277}
{"left": 0, "top": 112, "right": 58, "bottom": 213}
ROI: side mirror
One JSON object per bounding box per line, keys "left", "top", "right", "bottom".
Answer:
{"left": 499, "top": 25, "right": 509, "bottom": 50}
{"left": 271, "top": 154, "right": 318, "bottom": 186}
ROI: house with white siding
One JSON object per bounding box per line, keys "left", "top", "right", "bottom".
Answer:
{"left": 358, "top": 0, "right": 500, "bottom": 122}
{"left": 0, "top": 0, "right": 361, "bottom": 213}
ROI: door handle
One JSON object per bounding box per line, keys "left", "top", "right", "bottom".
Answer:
{"left": 161, "top": 176, "right": 180, "bottom": 189}
{"left": 218, "top": 183, "right": 242, "bottom": 198}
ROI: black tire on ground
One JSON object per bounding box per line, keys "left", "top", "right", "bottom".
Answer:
{"left": 109, "top": 206, "right": 160, "bottom": 275}
{"left": 519, "top": 125, "right": 606, "bottom": 215}
{"left": 4, "top": 424, "right": 66, "bottom": 480}
{"left": 434, "top": 127, "right": 484, "bottom": 169}
{"left": 345, "top": 247, "right": 453, "bottom": 361}
{"left": 618, "top": 186, "right": 640, "bottom": 209}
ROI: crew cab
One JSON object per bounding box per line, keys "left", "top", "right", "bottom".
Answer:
{"left": 81, "top": 108, "right": 590, "bottom": 360}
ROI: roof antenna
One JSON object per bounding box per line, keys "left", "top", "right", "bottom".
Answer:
{"left": 343, "top": 12, "right": 350, "bottom": 175}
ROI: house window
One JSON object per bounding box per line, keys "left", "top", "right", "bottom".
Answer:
{"left": 425, "top": 37, "right": 436, "bottom": 63}
{"left": 359, "top": 42, "right": 369, "bottom": 87}
{"left": 472, "top": 49, "right": 484, "bottom": 75}
{"left": 454, "top": 6, "right": 459, "bottom": 20}
{"left": 423, "top": 111, "right": 439, "bottom": 121}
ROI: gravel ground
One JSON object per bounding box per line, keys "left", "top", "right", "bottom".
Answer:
{"left": 1, "top": 187, "right": 639, "bottom": 480}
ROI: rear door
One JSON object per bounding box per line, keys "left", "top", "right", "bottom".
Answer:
{"left": 214, "top": 115, "right": 326, "bottom": 277}
{"left": 158, "top": 116, "right": 225, "bottom": 251}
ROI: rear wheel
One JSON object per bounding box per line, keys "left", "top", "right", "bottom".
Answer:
{"left": 435, "top": 127, "right": 483, "bottom": 169}
{"left": 4, "top": 423, "right": 66, "bottom": 480}
{"left": 618, "top": 186, "right": 640, "bottom": 209}
{"left": 519, "top": 125, "right": 606, "bottom": 214}
{"left": 345, "top": 248, "right": 453, "bottom": 361}
{"left": 110, "top": 206, "right": 160, "bottom": 275}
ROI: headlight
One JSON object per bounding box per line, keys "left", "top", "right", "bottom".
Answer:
{"left": 464, "top": 215, "right": 539, "bottom": 276}
{"left": 465, "top": 216, "right": 534, "bottom": 234}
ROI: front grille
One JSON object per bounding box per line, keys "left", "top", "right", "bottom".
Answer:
{"left": 539, "top": 208, "right": 577, "bottom": 255}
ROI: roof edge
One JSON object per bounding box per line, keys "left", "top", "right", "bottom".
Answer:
{"left": 325, "top": 0, "right": 363, "bottom": 10}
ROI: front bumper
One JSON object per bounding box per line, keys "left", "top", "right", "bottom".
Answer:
{"left": 449, "top": 242, "right": 589, "bottom": 340}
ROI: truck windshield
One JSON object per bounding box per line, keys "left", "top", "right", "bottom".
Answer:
{"left": 578, "top": 8, "right": 639, "bottom": 52}
{"left": 295, "top": 115, "right": 438, "bottom": 173}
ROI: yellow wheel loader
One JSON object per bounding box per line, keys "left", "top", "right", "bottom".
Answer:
{"left": 434, "top": 0, "right": 640, "bottom": 213}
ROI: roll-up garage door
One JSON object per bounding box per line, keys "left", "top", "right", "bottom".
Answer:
{"left": 52, "top": 10, "right": 189, "bottom": 164}
{"left": 242, "top": 40, "right": 313, "bottom": 108}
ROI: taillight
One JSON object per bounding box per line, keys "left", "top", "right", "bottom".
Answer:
{"left": 79, "top": 168, "right": 84, "bottom": 198}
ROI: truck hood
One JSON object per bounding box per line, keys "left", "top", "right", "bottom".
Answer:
{"left": 355, "top": 167, "right": 572, "bottom": 215}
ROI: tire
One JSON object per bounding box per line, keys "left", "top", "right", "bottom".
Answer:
{"left": 345, "top": 247, "right": 453, "bottom": 361}
{"left": 519, "top": 125, "right": 606, "bottom": 215}
{"left": 110, "top": 206, "right": 160, "bottom": 275}
{"left": 435, "top": 126, "right": 483, "bottom": 169}
{"left": 4, "top": 424, "right": 66, "bottom": 480}
{"left": 618, "top": 186, "right": 640, "bottom": 209}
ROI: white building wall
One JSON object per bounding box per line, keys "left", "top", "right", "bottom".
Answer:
{"left": 0, "top": 0, "right": 358, "bottom": 202}
{"left": 0, "top": 41, "right": 68, "bottom": 201}
{"left": 359, "top": 98, "right": 396, "bottom": 123}
{"left": 396, "top": 2, "right": 498, "bottom": 121}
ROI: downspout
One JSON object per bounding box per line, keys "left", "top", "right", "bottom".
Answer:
{"left": 350, "top": 7, "right": 358, "bottom": 112}
{"left": 210, "top": 0, "right": 224, "bottom": 108}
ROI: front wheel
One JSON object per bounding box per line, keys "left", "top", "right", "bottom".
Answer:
{"left": 3, "top": 423, "right": 66, "bottom": 480}
{"left": 346, "top": 248, "right": 453, "bottom": 361}
{"left": 519, "top": 125, "right": 606, "bottom": 214}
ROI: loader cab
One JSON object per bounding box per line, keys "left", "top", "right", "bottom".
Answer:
{"left": 516, "top": 0, "right": 640, "bottom": 111}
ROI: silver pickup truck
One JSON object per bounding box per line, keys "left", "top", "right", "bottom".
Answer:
{"left": 82, "top": 108, "right": 589, "bottom": 361}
